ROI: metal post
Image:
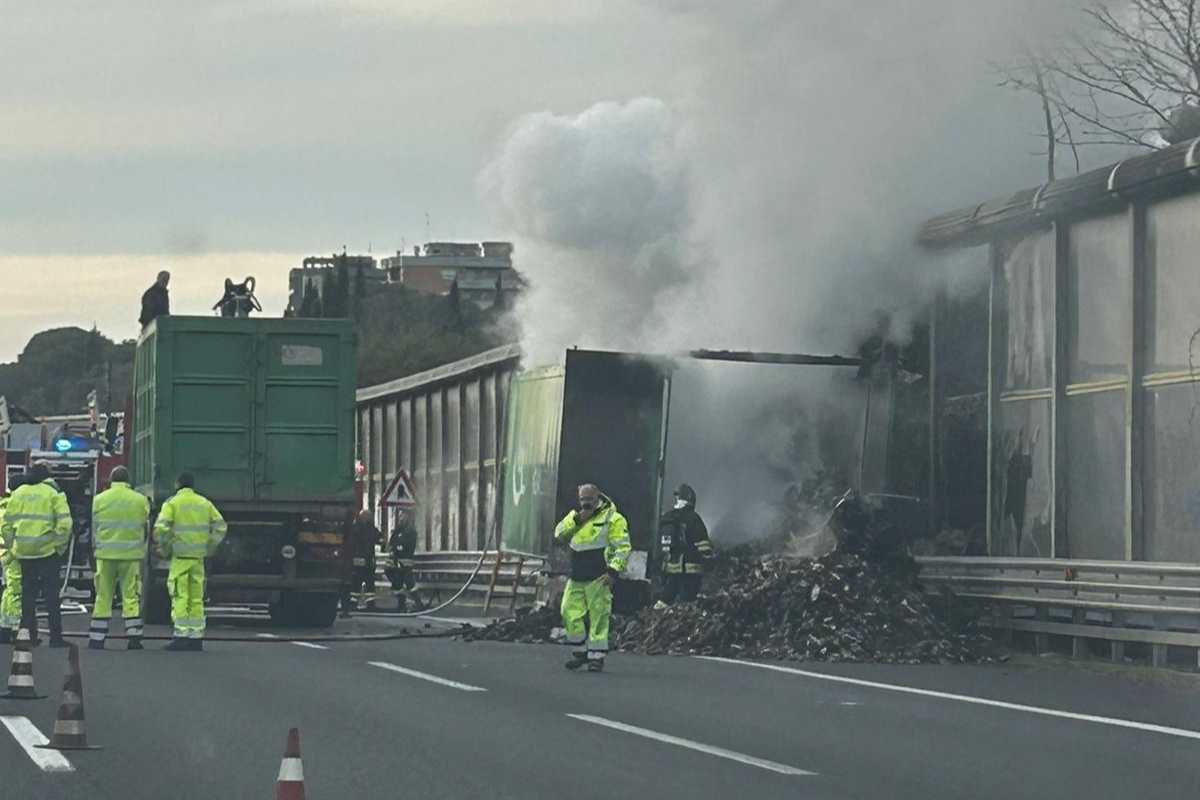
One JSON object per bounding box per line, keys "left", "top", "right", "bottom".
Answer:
{"left": 986, "top": 244, "right": 1002, "bottom": 556}
{"left": 929, "top": 287, "right": 945, "bottom": 538}
{"left": 1053, "top": 223, "right": 1069, "bottom": 558}
{"left": 859, "top": 378, "right": 873, "bottom": 494}
{"left": 1129, "top": 202, "right": 1147, "bottom": 561}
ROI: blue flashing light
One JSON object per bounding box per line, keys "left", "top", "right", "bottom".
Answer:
{"left": 54, "top": 438, "right": 72, "bottom": 453}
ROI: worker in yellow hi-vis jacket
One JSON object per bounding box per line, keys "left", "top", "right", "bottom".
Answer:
{"left": 89, "top": 466, "right": 151, "bottom": 651}
{"left": 554, "top": 483, "right": 631, "bottom": 673}
{"left": 154, "top": 472, "right": 227, "bottom": 652}
{"left": 0, "top": 472, "right": 26, "bottom": 644}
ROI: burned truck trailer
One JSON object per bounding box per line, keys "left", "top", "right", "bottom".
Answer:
{"left": 132, "top": 316, "right": 356, "bottom": 627}
{"left": 356, "top": 347, "right": 671, "bottom": 582}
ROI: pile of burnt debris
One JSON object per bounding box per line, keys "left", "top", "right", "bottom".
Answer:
{"left": 462, "top": 491, "right": 1000, "bottom": 664}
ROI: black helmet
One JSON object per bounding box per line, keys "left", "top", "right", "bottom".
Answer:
{"left": 673, "top": 483, "right": 697, "bottom": 506}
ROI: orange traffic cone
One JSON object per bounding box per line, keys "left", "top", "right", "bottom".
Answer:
{"left": 36, "top": 643, "right": 100, "bottom": 751}
{"left": 1, "top": 628, "right": 46, "bottom": 700}
{"left": 275, "top": 728, "right": 306, "bottom": 800}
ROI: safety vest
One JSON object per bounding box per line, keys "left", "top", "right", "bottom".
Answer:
{"left": 1, "top": 481, "right": 72, "bottom": 559}
{"left": 554, "top": 500, "right": 632, "bottom": 575}
{"left": 93, "top": 482, "right": 151, "bottom": 560}
{"left": 154, "top": 488, "right": 228, "bottom": 559}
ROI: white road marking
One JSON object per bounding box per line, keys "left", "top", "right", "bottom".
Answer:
{"left": 368, "top": 661, "right": 488, "bottom": 692}
{"left": 291, "top": 642, "right": 328, "bottom": 650}
{"left": 567, "top": 714, "right": 816, "bottom": 776}
{"left": 256, "top": 633, "right": 278, "bottom": 639}
{"left": 840, "top": 701, "right": 861, "bottom": 707}
{"left": 700, "top": 657, "right": 1200, "bottom": 741}
{"left": 0, "top": 716, "right": 74, "bottom": 773}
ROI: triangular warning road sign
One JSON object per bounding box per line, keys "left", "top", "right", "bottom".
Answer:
{"left": 380, "top": 469, "right": 418, "bottom": 508}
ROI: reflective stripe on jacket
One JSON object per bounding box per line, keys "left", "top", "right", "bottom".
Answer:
{"left": 1, "top": 481, "right": 72, "bottom": 559}
{"left": 154, "top": 488, "right": 227, "bottom": 559}
{"left": 93, "top": 482, "right": 151, "bottom": 560}
{"left": 554, "top": 498, "right": 632, "bottom": 578}
{"left": 0, "top": 497, "right": 9, "bottom": 563}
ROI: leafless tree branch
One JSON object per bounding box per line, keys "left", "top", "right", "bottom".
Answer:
{"left": 999, "top": 0, "right": 1200, "bottom": 162}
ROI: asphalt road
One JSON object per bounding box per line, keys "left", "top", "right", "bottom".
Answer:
{"left": 0, "top": 611, "right": 1197, "bottom": 799}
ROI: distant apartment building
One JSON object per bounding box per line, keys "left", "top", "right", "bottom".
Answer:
{"left": 380, "top": 241, "right": 522, "bottom": 309}
{"left": 286, "top": 254, "right": 384, "bottom": 314}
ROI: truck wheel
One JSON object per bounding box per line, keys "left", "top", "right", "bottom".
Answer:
{"left": 301, "top": 593, "right": 339, "bottom": 628}
{"left": 145, "top": 581, "right": 171, "bottom": 626}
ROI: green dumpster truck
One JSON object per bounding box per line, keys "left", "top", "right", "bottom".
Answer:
{"left": 131, "top": 316, "right": 357, "bottom": 627}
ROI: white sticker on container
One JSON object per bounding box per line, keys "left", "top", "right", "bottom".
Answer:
{"left": 280, "top": 345, "right": 324, "bottom": 366}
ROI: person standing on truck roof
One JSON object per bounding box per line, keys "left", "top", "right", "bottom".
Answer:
{"left": 0, "top": 473, "right": 26, "bottom": 644}
{"left": 89, "top": 466, "right": 150, "bottom": 651}
{"left": 1, "top": 462, "right": 72, "bottom": 647}
{"left": 341, "top": 510, "right": 383, "bottom": 616}
{"left": 554, "top": 484, "right": 631, "bottom": 673}
{"left": 154, "top": 472, "right": 227, "bottom": 651}
{"left": 658, "top": 483, "right": 714, "bottom": 605}
{"left": 139, "top": 270, "right": 171, "bottom": 329}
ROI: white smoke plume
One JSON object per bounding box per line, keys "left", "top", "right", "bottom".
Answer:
{"left": 479, "top": 97, "right": 691, "bottom": 363}
{"left": 481, "top": 1, "right": 1072, "bottom": 536}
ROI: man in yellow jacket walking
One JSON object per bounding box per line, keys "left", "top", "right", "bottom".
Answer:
{"left": 154, "top": 472, "right": 226, "bottom": 651}
{"left": 1, "top": 462, "right": 72, "bottom": 647}
{"left": 89, "top": 466, "right": 151, "bottom": 651}
{"left": 554, "top": 484, "right": 631, "bottom": 672}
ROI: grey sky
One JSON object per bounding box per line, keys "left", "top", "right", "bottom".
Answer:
{"left": 1, "top": 1, "right": 1062, "bottom": 364}
{"left": 0, "top": 0, "right": 676, "bottom": 358}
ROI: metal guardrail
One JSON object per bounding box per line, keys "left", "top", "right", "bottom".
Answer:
{"left": 916, "top": 556, "right": 1200, "bottom": 669}
{"left": 370, "top": 550, "right": 545, "bottom": 608}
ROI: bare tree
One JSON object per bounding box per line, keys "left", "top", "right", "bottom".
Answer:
{"left": 1001, "top": 0, "right": 1200, "bottom": 176}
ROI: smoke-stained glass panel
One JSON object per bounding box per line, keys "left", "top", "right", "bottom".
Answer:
{"left": 1068, "top": 214, "right": 1131, "bottom": 383}
{"left": 1065, "top": 390, "right": 1126, "bottom": 559}
{"left": 1144, "top": 385, "right": 1200, "bottom": 562}
{"left": 1146, "top": 193, "right": 1200, "bottom": 375}
{"left": 991, "top": 400, "right": 1052, "bottom": 557}
{"left": 1000, "top": 231, "right": 1054, "bottom": 391}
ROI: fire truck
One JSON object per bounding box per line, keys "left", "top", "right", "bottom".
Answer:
{"left": 0, "top": 415, "right": 127, "bottom": 599}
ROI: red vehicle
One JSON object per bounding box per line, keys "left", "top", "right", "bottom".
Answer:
{"left": 1, "top": 440, "right": 127, "bottom": 599}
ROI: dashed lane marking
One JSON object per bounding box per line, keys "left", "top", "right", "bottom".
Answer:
{"left": 0, "top": 716, "right": 74, "bottom": 773}
{"left": 699, "top": 657, "right": 1200, "bottom": 741}
{"left": 291, "top": 642, "right": 328, "bottom": 650}
{"left": 567, "top": 714, "right": 815, "bottom": 776}
{"left": 368, "top": 661, "right": 487, "bottom": 692}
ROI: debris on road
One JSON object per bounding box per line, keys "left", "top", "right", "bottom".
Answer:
{"left": 463, "top": 547, "right": 996, "bottom": 663}
{"left": 460, "top": 605, "right": 562, "bottom": 644}
{"left": 612, "top": 549, "right": 997, "bottom": 664}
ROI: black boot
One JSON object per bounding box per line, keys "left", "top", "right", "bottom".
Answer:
{"left": 192, "top": 639, "right": 204, "bottom": 652}
{"left": 127, "top": 637, "right": 144, "bottom": 651}
{"left": 164, "top": 638, "right": 190, "bottom": 651}
{"left": 88, "top": 639, "right": 105, "bottom": 651}
{"left": 587, "top": 658, "right": 605, "bottom": 673}
{"left": 564, "top": 652, "right": 588, "bottom": 671}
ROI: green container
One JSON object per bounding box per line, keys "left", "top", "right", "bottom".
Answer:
{"left": 132, "top": 316, "right": 357, "bottom": 506}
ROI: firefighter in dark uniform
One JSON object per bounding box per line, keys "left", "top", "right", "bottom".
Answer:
{"left": 659, "top": 483, "right": 713, "bottom": 603}
{"left": 341, "top": 510, "right": 383, "bottom": 617}
{"left": 384, "top": 508, "right": 418, "bottom": 611}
